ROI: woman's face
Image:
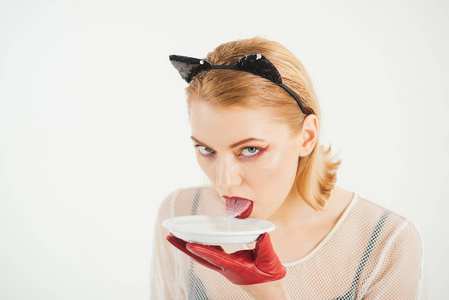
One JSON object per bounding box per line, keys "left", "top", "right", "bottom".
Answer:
{"left": 189, "top": 101, "right": 303, "bottom": 220}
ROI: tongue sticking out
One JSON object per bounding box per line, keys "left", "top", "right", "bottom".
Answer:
{"left": 225, "top": 198, "right": 254, "bottom": 219}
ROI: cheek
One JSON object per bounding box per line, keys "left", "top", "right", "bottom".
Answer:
{"left": 195, "top": 153, "right": 216, "bottom": 181}
{"left": 251, "top": 149, "right": 298, "bottom": 185}
{"left": 249, "top": 150, "right": 299, "bottom": 216}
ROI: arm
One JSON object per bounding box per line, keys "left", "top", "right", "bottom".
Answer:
{"left": 150, "top": 190, "right": 184, "bottom": 300}
{"left": 238, "top": 279, "right": 291, "bottom": 300}
{"left": 363, "top": 221, "right": 423, "bottom": 299}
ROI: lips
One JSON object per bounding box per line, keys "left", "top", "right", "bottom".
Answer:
{"left": 222, "top": 196, "right": 254, "bottom": 219}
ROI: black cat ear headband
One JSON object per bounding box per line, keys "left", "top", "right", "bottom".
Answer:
{"left": 169, "top": 54, "right": 307, "bottom": 114}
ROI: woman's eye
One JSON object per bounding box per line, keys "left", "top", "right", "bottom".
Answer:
{"left": 241, "top": 147, "right": 260, "bottom": 157}
{"left": 197, "top": 146, "right": 215, "bottom": 155}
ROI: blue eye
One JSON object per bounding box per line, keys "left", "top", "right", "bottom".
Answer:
{"left": 196, "top": 145, "right": 214, "bottom": 155}
{"left": 241, "top": 147, "right": 260, "bottom": 156}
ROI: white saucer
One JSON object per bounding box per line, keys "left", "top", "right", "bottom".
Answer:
{"left": 162, "top": 215, "right": 275, "bottom": 245}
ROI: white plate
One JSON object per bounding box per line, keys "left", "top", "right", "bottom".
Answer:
{"left": 162, "top": 215, "right": 275, "bottom": 245}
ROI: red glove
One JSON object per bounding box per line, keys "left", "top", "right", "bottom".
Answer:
{"left": 166, "top": 232, "right": 286, "bottom": 285}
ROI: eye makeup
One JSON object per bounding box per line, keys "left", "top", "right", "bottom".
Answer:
{"left": 238, "top": 145, "right": 269, "bottom": 159}
{"left": 193, "top": 144, "right": 270, "bottom": 159}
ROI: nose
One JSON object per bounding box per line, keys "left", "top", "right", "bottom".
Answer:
{"left": 216, "top": 156, "right": 242, "bottom": 190}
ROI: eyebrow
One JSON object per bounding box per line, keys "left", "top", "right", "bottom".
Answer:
{"left": 190, "top": 136, "right": 266, "bottom": 149}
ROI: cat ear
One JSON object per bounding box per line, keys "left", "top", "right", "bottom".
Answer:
{"left": 169, "top": 55, "right": 212, "bottom": 83}
{"left": 234, "top": 54, "right": 282, "bottom": 84}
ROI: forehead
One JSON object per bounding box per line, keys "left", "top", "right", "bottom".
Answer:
{"left": 189, "top": 101, "right": 291, "bottom": 145}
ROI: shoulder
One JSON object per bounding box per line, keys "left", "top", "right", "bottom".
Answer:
{"left": 158, "top": 185, "right": 224, "bottom": 218}
{"left": 356, "top": 195, "right": 419, "bottom": 227}
{"left": 352, "top": 195, "right": 422, "bottom": 252}
{"left": 348, "top": 196, "right": 423, "bottom": 298}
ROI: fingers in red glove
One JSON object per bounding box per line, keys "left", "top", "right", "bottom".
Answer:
{"left": 166, "top": 234, "right": 223, "bottom": 271}
{"left": 186, "top": 242, "right": 254, "bottom": 271}
{"left": 185, "top": 232, "right": 286, "bottom": 285}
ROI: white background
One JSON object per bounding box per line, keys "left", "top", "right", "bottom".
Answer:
{"left": 1, "top": 0, "right": 447, "bottom": 299}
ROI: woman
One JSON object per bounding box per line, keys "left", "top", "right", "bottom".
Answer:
{"left": 150, "top": 37, "right": 423, "bottom": 299}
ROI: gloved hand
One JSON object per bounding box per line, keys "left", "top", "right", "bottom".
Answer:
{"left": 166, "top": 232, "right": 286, "bottom": 285}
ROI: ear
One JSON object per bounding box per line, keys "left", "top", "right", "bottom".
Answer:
{"left": 234, "top": 54, "right": 283, "bottom": 84}
{"left": 169, "top": 55, "right": 212, "bottom": 83}
{"left": 298, "top": 114, "right": 318, "bottom": 157}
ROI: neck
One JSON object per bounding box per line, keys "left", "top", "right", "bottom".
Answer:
{"left": 267, "top": 187, "right": 323, "bottom": 229}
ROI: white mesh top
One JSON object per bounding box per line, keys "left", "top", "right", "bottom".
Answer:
{"left": 150, "top": 186, "right": 423, "bottom": 299}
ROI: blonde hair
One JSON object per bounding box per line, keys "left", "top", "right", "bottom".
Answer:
{"left": 185, "top": 37, "right": 341, "bottom": 210}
